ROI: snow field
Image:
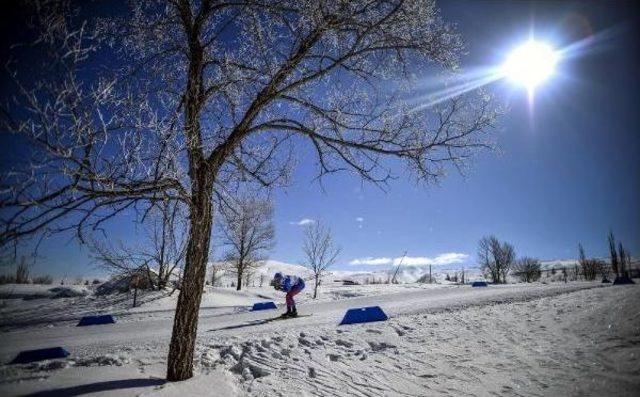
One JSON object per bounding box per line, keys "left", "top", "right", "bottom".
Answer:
{"left": 0, "top": 283, "right": 638, "bottom": 396}
{"left": 199, "top": 285, "right": 640, "bottom": 396}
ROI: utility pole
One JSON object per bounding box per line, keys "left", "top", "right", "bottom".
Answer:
{"left": 391, "top": 251, "right": 407, "bottom": 284}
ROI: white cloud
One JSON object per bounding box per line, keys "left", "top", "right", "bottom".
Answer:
{"left": 355, "top": 217, "right": 364, "bottom": 222}
{"left": 395, "top": 253, "right": 469, "bottom": 266}
{"left": 349, "top": 252, "right": 469, "bottom": 267}
{"left": 349, "top": 257, "right": 393, "bottom": 266}
{"left": 289, "top": 218, "right": 315, "bottom": 226}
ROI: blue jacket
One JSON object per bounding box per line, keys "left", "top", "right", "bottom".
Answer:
{"left": 279, "top": 275, "right": 305, "bottom": 292}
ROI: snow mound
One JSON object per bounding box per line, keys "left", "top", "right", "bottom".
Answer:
{"left": 24, "top": 360, "right": 70, "bottom": 371}
{"left": 74, "top": 354, "right": 131, "bottom": 367}
{"left": 0, "top": 284, "right": 88, "bottom": 300}
{"left": 254, "top": 260, "right": 313, "bottom": 278}
{"left": 48, "top": 287, "right": 88, "bottom": 298}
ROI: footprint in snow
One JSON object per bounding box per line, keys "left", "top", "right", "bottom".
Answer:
{"left": 393, "top": 328, "right": 406, "bottom": 336}
{"left": 367, "top": 341, "right": 396, "bottom": 352}
{"left": 335, "top": 339, "right": 354, "bottom": 348}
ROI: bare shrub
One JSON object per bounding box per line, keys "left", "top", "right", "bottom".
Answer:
{"left": 0, "top": 274, "right": 16, "bottom": 284}
{"left": 16, "top": 257, "right": 30, "bottom": 284}
{"left": 32, "top": 275, "right": 54, "bottom": 285}
{"left": 513, "top": 257, "right": 542, "bottom": 282}
{"left": 578, "top": 243, "right": 600, "bottom": 281}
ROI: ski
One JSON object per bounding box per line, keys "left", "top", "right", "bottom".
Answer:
{"left": 269, "top": 314, "right": 313, "bottom": 321}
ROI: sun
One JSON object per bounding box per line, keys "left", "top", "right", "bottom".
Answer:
{"left": 502, "top": 40, "right": 559, "bottom": 91}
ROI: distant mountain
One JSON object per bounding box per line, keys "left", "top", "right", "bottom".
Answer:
{"left": 206, "top": 256, "right": 638, "bottom": 288}
{"left": 330, "top": 265, "right": 484, "bottom": 284}
{"left": 207, "top": 259, "right": 311, "bottom": 287}
{"left": 254, "top": 260, "right": 313, "bottom": 278}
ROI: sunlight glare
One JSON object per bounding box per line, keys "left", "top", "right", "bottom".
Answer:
{"left": 502, "top": 41, "right": 559, "bottom": 91}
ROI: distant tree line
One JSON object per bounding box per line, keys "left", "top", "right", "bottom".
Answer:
{"left": 0, "top": 256, "right": 54, "bottom": 285}
{"left": 477, "top": 230, "right": 635, "bottom": 284}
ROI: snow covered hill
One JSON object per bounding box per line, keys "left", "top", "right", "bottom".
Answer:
{"left": 208, "top": 258, "right": 484, "bottom": 287}
{"left": 330, "top": 265, "right": 484, "bottom": 284}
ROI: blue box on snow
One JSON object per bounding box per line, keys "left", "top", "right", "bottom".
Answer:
{"left": 11, "top": 347, "right": 70, "bottom": 364}
{"left": 251, "top": 301, "right": 278, "bottom": 311}
{"left": 77, "top": 314, "right": 116, "bottom": 326}
{"left": 340, "top": 306, "right": 388, "bottom": 325}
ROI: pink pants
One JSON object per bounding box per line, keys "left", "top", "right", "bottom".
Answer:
{"left": 285, "top": 285, "right": 303, "bottom": 309}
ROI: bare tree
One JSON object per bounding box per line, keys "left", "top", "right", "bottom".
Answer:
{"left": 92, "top": 202, "right": 186, "bottom": 290}
{"left": 513, "top": 257, "right": 541, "bottom": 283}
{"left": 598, "top": 260, "right": 611, "bottom": 282}
{"left": 618, "top": 242, "right": 631, "bottom": 278}
{"left": 209, "top": 262, "right": 226, "bottom": 287}
{"left": 219, "top": 197, "right": 275, "bottom": 291}
{"left": 1, "top": 1, "right": 499, "bottom": 380}
{"left": 578, "top": 243, "right": 601, "bottom": 281}
{"left": 478, "top": 236, "right": 515, "bottom": 284}
{"left": 302, "top": 221, "right": 340, "bottom": 298}
{"left": 608, "top": 231, "right": 619, "bottom": 278}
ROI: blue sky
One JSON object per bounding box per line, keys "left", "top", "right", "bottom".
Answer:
{"left": 2, "top": 1, "right": 639, "bottom": 278}
{"left": 273, "top": 0, "right": 640, "bottom": 271}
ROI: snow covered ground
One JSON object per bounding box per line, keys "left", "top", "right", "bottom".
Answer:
{"left": 0, "top": 265, "right": 464, "bottom": 332}
{"left": 1, "top": 280, "right": 638, "bottom": 396}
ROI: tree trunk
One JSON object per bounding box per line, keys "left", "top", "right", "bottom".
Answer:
{"left": 313, "top": 274, "right": 319, "bottom": 299}
{"left": 166, "top": 173, "right": 213, "bottom": 382}
{"left": 157, "top": 265, "right": 166, "bottom": 290}
{"left": 236, "top": 269, "right": 243, "bottom": 291}
{"left": 133, "top": 286, "right": 138, "bottom": 308}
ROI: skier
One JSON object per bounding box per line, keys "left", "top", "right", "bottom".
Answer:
{"left": 270, "top": 272, "right": 305, "bottom": 318}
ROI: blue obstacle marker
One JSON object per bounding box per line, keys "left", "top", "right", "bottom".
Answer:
{"left": 471, "top": 281, "right": 488, "bottom": 287}
{"left": 340, "top": 306, "right": 388, "bottom": 325}
{"left": 77, "top": 314, "right": 116, "bottom": 326}
{"left": 11, "top": 347, "right": 70, "bottom": 364}
{"left": 251, "top": 301, "right": 278, "bottom": 311}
